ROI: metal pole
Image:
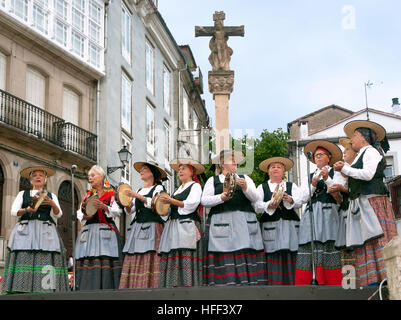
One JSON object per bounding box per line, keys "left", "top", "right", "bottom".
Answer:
{"left": 70, "top": 165, "right": 77, "bottom": 291}
{"left": 306, "top": 153, "right": 318, "bottom": 285}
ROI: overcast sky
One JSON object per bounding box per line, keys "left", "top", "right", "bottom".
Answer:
{"left": 158, "top": 0, "right": 401, "bottom": 138}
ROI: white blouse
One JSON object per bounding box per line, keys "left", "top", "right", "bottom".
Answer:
{"left": 201, "top": 174, "right": 259, "bottom": 208}
{"left": 253, "top": 180, "right": 303, "bottom": 216}
{"left": 299, "top": 165, "right": 347, "bottom": 203}
{"left": 341, "top": 145, "right": 383, "bottom": 181}
{"left": 11, "top": 190, "right": 62, "bottom": 219}
{"left": 172, "top": 181, "right": 202, "bottom": 216}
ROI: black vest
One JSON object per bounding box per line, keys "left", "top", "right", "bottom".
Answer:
{"left": 132, "top": 185, "right": 165, "bottom": 224}
{"left": 209, "top": 175, "right": 255, "bottom": 216}
{"left": 348, "top": 148, "right": 388, "bottom": 200}
{"left": 259, "top": 182, "right": 300, "bottom": 223}
{"left": 20, "top": 190, "right": 55, "bottom": 224}
{"left": 170, "top": 182, "right": 200, "bottom": 222}
{"left": 309, "top": 168, "right": 337, "bottom": 206}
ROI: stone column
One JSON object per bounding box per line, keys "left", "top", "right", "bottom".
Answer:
{"left": 209, "top": 70, "right": 234, "bottom": 153}
{"left": 383, "top": 235, "right": 401, "bottom": 300}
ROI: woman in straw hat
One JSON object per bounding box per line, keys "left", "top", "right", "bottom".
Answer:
{"left": 74, "top": 165, "right": 123, "bottom": 290}
{"left": 295, "top": 140, "right": 345, "bottom": 285}
{"left": 333, "top": 120, "right": 398, "bottom": 286}
{"left": 157, "top": 158, "right": 205, "bottom": 288}
{"left": 119, "top": 161, "right": 168, "bottom": 289}
{"left": 253, "top": 157, "right": 303, "bottom": 285}
{"left": 201, "top": 150, "right": 267, "bottom": 286}
{"left": 328, "top": 138, "right": 357, "bottom": 267}
{"left": 3, "top": 166, "right": 69, "bottom": 294}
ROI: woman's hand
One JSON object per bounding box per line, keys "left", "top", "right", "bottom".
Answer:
{"left": 333, "top": 161, "right": 345, "bottom": 172}
{"left": 235, "top": 177, "right": 247, "bottom": 191}
{"left": 158, "top": 195, "right": 173, "bottom": 204}
{"left": 268, "top": 200, "right": 279, "bottom": 210}
{"left": 282, "top": 192, "right": 294, "bottom": 204}
{"left": 93, "top": 199, "right": 108, "bottom": 211}
{"left": 221, "top": 192, "right": 233, "bottom": 202}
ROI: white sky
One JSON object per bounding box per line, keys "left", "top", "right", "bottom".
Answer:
{"left": 158, "top": 0, "right": 401, "bottom": 138}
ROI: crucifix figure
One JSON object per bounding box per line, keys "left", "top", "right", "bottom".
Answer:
{"left": 195, "top": 11, "right": 244, "bottom": 154}
{"left": 195, "top": 11, "right": 244, "bottom": 71}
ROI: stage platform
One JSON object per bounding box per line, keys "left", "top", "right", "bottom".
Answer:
{"left": 0, "top": 285, "right": 381, "bottom": 300}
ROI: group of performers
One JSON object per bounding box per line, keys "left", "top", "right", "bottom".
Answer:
{"left": 1, "top": 119, "right": 398, "bottom": 294}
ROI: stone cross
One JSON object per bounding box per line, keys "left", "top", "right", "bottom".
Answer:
{"left": 195, "top": 11, "right": 244, "bottom": 153}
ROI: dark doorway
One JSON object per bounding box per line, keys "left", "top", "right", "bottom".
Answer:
{"left": 0, "top": 166, "right": 4, "bottom": 234}
{"left": 57, "top": 181, "right": 79, "bottom": 260}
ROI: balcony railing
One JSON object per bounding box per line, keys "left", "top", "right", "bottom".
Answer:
{"left": 0, "top": 89, "right": 97, "bottom": 161}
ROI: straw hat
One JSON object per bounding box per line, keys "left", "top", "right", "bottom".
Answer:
{"left": 20, "top": 166, "right": 55, "bottom": 179}
{"left": 344, "top": 120, "right": 386, "bottom": 141}
{"left": 339, "top": 138, "right": 352, "bottom": 149}
{"left": 170, "top": 158, "right": 205, "bottom": 175}
{"left": 211, "top": 149, "right": 245, "bottom": 165}
{"left": 304, "top": 139, "right": 342, "bottom": 166}
{"left": 259, "top": 157, "right": 294, "bottom": 173}
{"left": 133, "top": 161, "right": 167, "bottom": 180}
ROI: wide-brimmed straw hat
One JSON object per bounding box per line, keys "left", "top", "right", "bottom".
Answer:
{"left": 133, "top": 161, "right": 167, "bottom": 180}
{"left": 259, "top": 157, "right": 293, "bottom": 173}
{"left": 304, "top": 139, "right": 342, "bottom": 166}
{"left": 344, "top": 120, "right": 386, "bottom": 141}
{"left": 20, "top": 166, "right": 55, "bottom": 179}
{"left": 211, "top": 149, "right": 245, "bottom": 165}
{"left": 170, "top": 158, "right": 205, "bottom": 175}
{"left": 339, "top": 138, "right": 352, "bottom": 149}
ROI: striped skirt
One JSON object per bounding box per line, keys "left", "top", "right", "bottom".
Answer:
{"left": 158, "top": 221, "right": 205, "bottom": 288}
{"left": 266, "top": 250, "right": 297, "bottom": 285}
{"left": 119, "top": 223, "right": 163, "bottom": 289}
{"left": 75, "top": 231, "right": 123, "bottom": 290}
{"left": 354, "top": 196, "right": 398, "bottom": 286}
{"left": 295, "top": 241, "right": 343, "bottom": 285}
{"left": 203, "top": 250, "right": 267, "bottom": 286}
{"left": 2, "top": 249, "right": 69, "bottom": 294}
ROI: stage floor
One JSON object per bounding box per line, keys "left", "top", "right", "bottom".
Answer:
{"left": 0, "top": 285, "right": 380, "bottom": 300}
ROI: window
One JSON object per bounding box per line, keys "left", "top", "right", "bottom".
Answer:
{"left": 89, "top": 43, "right": 100, "bottom": 68}
{"left": 0, "top": 52, "right": 6, "bottom": 90}
{"left": 12, "top": 0, "right": 28, "bottom": 21}
{"left": 121, "top": 72, "right": 131, "bottom": 133}
{"left": 26, "top": 67, "right": 46, "bottom": 109}
{"left": 145, "top": 41, "right": 154, "bottom": 94}
{"left": 163, "top": 66, "right": 171, "bottom": 114}
{"left": 193, "top": 110, "right": 199, "bottom": 152}
{"left": 54, "top": 0, "right": 67, "bottom": 19}
{"left": 62, "top": 87, "right": 79, "bottom": 125}
{"left": 121, "top": 5, "right": 131, "bottom": 63}
{"left": 121, "top": 134, "right": 132, "bottom": 183}
{"left": 33, "top": 0, "right": 49, "bottom": 35}
{"left": 54, "top": 20, "right": 68, "bottom": 46}
{"left": 146, "top": 104, "right": 155, "bottom": 156}
{"left": 163, "top": 177, "right": 171, "bottom": 195}
{"left": 164, "top": 123, "right": 170, "bottom": 170}
{"left": 26, "top": 67, "right": 46, "bottom": 136}
{"left": 384, "top": 156, "right": 395, "bottom": 179}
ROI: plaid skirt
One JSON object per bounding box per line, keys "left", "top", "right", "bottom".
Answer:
{"left": 2, "top": 249, "right": 69, "bottom": 294}
{"left": 354, "top": 196, "right": 398, "bottom": 286}
{"left": 119, "top": 222, "right": 163, "bottom": 289}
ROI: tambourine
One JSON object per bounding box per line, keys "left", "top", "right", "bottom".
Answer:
{"left": 30, "top": 190, "right": 47, "bottom": 210}
{"left": 271, "top": 183, "right": 285, "bottom": 207}
{"left": 116, "top": 183, "right": 133, "bottom": 208}
{"left": 83, "top": 194, "right": 99, "bottom": 217}
{"left": 223, "top": 172, "right": 237, "bottom": 197}
{"left": 151, "top": 192, "right": 170, "bottom": 217}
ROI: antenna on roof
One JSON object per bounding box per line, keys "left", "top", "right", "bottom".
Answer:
{"left": 364, "top": 80, "right": 373, "bottom": 120}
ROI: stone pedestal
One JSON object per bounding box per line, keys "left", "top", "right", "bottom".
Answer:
{"left": 382, "top": 235, "right": 401, "bottom": 300}
{"left": 209, "top": 70, "right": 234, "bottom": 153}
